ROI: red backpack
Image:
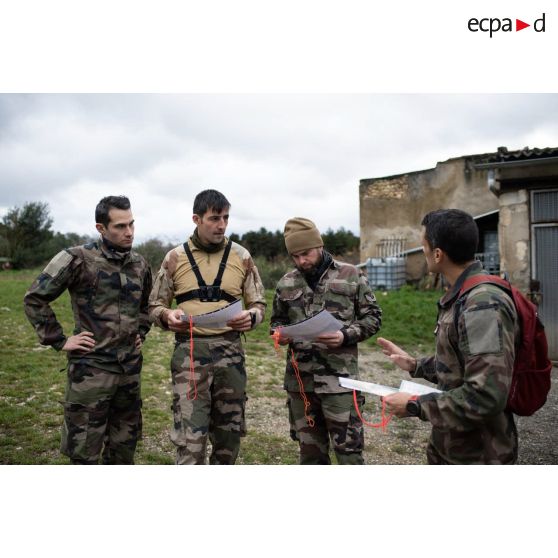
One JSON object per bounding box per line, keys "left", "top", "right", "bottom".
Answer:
{"left": 457, "top": 275, "right": 552, "bottom": 416}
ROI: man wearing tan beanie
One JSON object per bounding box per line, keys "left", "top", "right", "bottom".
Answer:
{"left": 271, "top": 217, "right": 382, "bottom": 464}
{"left": 283, "top": 217, "right": 324, "bottom": 255}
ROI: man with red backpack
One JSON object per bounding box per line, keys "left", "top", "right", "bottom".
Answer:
{"left": 379, "top": 209, "right": 550, "bottom": 465}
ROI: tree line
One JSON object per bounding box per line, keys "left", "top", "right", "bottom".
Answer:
{"left": 0, "top": 202, "right": 94, "bottom": 269}
{"left": 0, "top": 202, "right": 360, "bottom": 274}
{"left": 230, "top": 227, "right": 359, "bottom": 261}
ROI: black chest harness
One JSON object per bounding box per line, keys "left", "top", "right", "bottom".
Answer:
{"left": 175, "top": 241, "right": 237, "bottom": 304}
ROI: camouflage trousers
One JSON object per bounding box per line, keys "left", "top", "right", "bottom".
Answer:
{"left": 60, "top": 362, "right": 142, "bottom": 465}
{"left": 287, "top": 390, "right": 364, "bottom": 465}
{"left": 170, "top": 332, "right": 247, "bottom": 465}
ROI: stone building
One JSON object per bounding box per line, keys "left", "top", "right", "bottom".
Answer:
{"left": 359, "top": 146, "right": 558, "bottom": 359}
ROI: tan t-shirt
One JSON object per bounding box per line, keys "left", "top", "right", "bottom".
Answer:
{"left": 149, "top": 238, "right": 266, "bottom": 336}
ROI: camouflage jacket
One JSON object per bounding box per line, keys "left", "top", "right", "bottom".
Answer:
{"left": 148, "top": 237, "right": 266, "bottom": 336}
{"left": 23, "top": 239, "right": 152, "bottom": 374}
{"left": 413, "top": 262, "right": 520, "bottom": 464}
{"left": 271, "top": 257, "right": 382, "bottom": 394}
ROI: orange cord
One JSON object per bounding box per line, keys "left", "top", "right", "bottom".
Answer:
{"left": 290, "top": 349, "right": 315, "bottom": 427}
{"left": 187, "top": 315, "right": 197, "bottom": 400}
{"left": 272, "top": 331, "right": 390, "bottom": 431}
{"left": 352, "top": 390, "right": 392, "bottom": 432}
{"left": 271, "top": 328, "right": 314, "bottom": 428}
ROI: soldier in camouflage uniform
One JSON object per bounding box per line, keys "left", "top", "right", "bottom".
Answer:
{"left": 148, "top": 190, "right": 266, "bottom": 465}
{"left": 271, "top": 218, "right": 382, "bottom": 464}
{"left": 23, "top": 196, "right": 152, "bottom": 464}
{"left": 380, "top": 209, "right": 520, "bottom": 464}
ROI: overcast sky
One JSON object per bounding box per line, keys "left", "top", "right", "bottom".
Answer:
{"left": 1, "top": 93, "right": 557, "bottom": 244}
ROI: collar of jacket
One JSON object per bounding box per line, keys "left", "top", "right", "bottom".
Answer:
{"left": 190, "top": 228, "right": 226, "bottom": 254}
{"left": 438, "top": 260, "right": 487, "bottom": 309}
{"left": 98, "top": 236, "right": 132, "bottom": 262}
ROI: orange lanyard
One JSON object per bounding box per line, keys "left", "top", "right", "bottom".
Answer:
{"left": 273, "top": 328, "right": 392, "bottom": 431}
{"left": 272, "top": 328, "right": 314, "bottom": 427}
{"left": 352, "top": 390, "right": 392, "bottom": 432}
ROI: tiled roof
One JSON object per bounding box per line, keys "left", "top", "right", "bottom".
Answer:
{"left": 480, "top": 146, "right": 558, "bottom": 163}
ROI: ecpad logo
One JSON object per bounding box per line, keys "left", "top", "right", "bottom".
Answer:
{"left": 468, "top": 13, "right": 546, "bottom": 37}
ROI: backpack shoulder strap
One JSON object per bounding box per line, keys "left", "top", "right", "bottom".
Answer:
{"left": 459, "top": 274, "right": 511, "bottom": 297}
{"left": 453, "top": 275, "right": 512, "bottom": 333}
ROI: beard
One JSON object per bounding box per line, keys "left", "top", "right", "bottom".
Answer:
{"left": 296, "top": 262, "right": 318, "bottom": 274}
{"left": 295, "top": 253, "right": 323, "bottom": 275}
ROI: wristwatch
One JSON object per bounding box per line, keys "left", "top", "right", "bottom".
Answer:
{"left": 406, "top": 397, "right": 421, "bottom": 417}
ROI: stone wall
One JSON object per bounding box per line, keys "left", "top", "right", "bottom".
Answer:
{"left": 498, "top": 189, "right": 530, "bottom": 291}
{"left": 360, "top": 156, "right": 499, "bottom": 282}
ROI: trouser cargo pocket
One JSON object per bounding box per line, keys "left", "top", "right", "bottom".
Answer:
{"left": 59, "top": 399, "right": 110, "bottom": 462}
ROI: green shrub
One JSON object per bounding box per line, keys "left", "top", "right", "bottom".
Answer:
{"left": 253, "top": 256, "right": 291, "bottom": 290}
{"left": 366, "top": 285, "right": 441, "bottom": 353}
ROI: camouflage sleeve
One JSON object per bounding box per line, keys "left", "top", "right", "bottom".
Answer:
{"left": 342, "top": 272, "right": 382, "bottom": 345}
{"left": 138, "top": 265, "right": 153, "bottom": 340}
{"left": 148, "top": 251, "right": 175, "bottom": 329}
{"left": 270, "top": 287, "right": 290, "bottom": 332}
{"left": 241, "top": 254, "right": 267, "bottom": 327}
{"left": 411, "top": 356, "right": 438, "bottom": 384}
{"left": 419, "top": 292, "right": 517, "bottom": 431}
{"left": 23, "top": 250, "right": 78, "bottom": 350}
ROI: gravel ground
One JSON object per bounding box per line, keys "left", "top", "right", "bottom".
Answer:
{"left": 248, "top": 345, "right": 558, "bottom": 465}
{"left": 516, "top": 364, "right": 558, "bottom": 464}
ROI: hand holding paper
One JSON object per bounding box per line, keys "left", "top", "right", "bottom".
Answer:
{"left": 273, "top": 330, "right": 292, "bottom": 346}
{"left": 166, "top": 308, "right": 191, "bottom": 333}
{"left": 179, "top": 300, "right": 244, "bottom": 329}
{"left": 276, "top": 309, "right": 343, "bottom": 342}
{"left": 226, "top": 310, "right": 253, "bottom": 332}
{"left": 383, "top": 381, "right": 443, "bottom": 417}
{"left": 315, "top": 330, "right": 344, "bottom": 348}
{"left": 383, "top": 392, "right": 414, "bottom": 417}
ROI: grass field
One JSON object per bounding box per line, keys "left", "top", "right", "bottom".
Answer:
{"left": 0, "top": 269, "right": 440, "bottom": 465}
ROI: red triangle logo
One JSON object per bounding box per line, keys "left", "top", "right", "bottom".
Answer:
{"left": 516, "top": 19, "right": 530, "bottom": 31}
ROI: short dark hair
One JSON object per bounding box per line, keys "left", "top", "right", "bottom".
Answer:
{"left": 421, "top": 209, "right": 479, "bottom": 264}
{"left": 95, "top": 196, "right": 131, "bottom": 226}
{"left": 193, "top": 189, "right": 230, "bottom": 217}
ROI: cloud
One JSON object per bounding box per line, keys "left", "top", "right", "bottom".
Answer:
{"left": 1, "top": 94, "right": 557, "bottom": 242}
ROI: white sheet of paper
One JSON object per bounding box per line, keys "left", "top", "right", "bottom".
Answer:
{"left": 339, "top": 377, "right": 398, "bottom": 397}
{"left": 180, "top": 299, "right": 243, "bottom": 328}
{"left": 339, "top": 377, "right": 442, "bottom": 396}
{"left": 276, "top": 309, "right": 343, "bottom": 341}
{"left": 399, "top": 380, "right": 442, "bottom": 395}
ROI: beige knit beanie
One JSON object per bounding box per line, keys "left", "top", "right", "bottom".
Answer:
{"left": 283, "top": 217, "right": 323, "bottom": 254}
